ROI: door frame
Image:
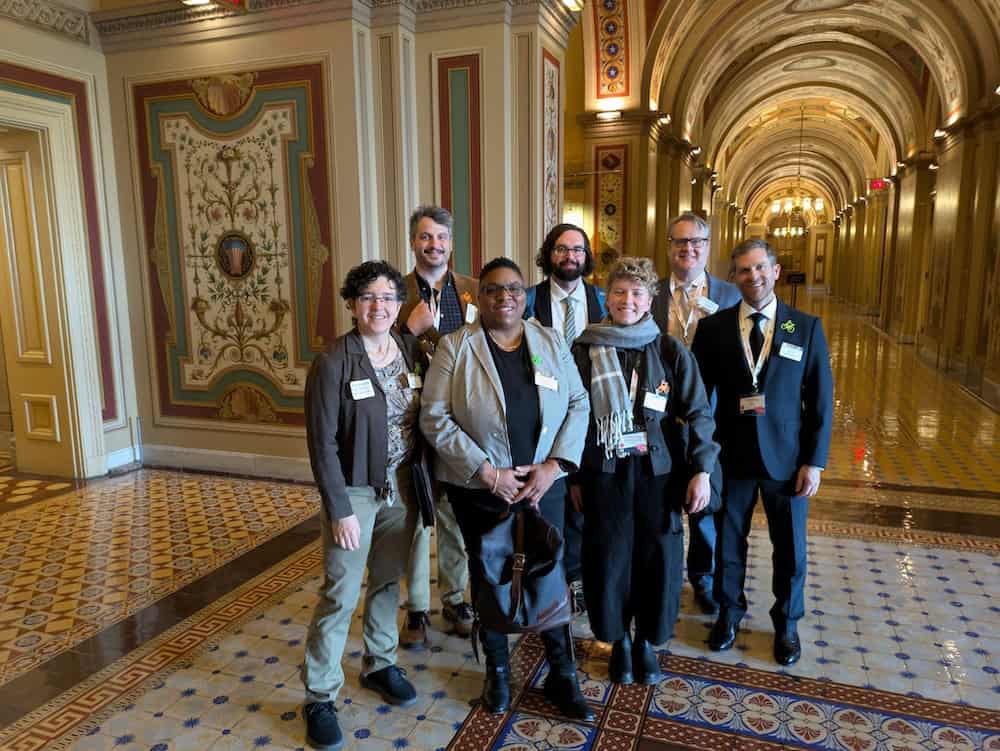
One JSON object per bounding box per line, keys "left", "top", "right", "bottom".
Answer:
{"left": 0, "top": 88, "right": 106, "bottom": 477}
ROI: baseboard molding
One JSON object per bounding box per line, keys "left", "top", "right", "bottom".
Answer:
{"left": 142, "top": 444, "right": 313, "bottom": 482}
{"left": 106, "top": 446, "right": 138, "bottom": 470}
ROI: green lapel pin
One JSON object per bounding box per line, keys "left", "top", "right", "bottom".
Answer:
{"left": 531, "top": 354, "right": 543, "bottom": 366}
{"left": 780, "top": 319, "right": 796, "bottom": 334}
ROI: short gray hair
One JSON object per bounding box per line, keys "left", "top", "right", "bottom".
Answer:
{"left": 730, "top": 239, "right": 777, "bottom": 272}
{"left": 668, "top": 211, "right": 710, "bottom": 240}
{"left": 409, "top": 205, "right": 453, "bottom": 241}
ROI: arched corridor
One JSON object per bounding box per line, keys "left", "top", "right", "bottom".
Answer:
{"left": 0, "top": 0, "right": 998, "bottom": 748}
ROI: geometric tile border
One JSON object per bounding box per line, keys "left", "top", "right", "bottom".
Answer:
{"left": 0, "top": 468, "right": 319, "bottom": 686}
{"left": 0, "top": 541, "right": 322, "bottom": 751}
{"left": 450, "top": 633, "right": 1000, "bottom": 751}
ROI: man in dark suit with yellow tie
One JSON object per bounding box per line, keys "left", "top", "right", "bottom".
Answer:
{"left": 691, "top": 239, "right": 833, "bottom": 666}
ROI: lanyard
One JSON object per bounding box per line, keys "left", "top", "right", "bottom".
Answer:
{"left": 740, "top": 314, "right": 773, "bottom": 391}
{"left": 670, "top": 280, "right": 704, "bottom": 344}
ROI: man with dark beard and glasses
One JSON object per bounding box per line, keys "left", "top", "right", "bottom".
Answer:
{"left": 523, "top": 222, "right": 606, "bottom": 614}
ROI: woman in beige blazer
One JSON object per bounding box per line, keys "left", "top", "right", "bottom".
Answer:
{"left": 420, "top": 257, "right": 592, "bottom": 719}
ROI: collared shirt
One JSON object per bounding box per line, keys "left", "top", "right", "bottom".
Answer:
{"left": 549, "top": 279, "right": 588, "bottom": 342}
{"left": 667, "top": 272, "right": 708, "bottom": 346}
{"left": 738, "top": 296, "right": 777, "bottom": 387}
{"left": 414, "top": 271, "right": 463, "bottom": 335}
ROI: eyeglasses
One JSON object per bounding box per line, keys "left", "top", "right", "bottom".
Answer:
{"left": 356, "top": 293, "right": 400, "bottom": 305}
{"left": 552, "top": 245, "right": 586, "bottom": 256}
{"left": 669, "top": 237, "right": 709, "bottom": 248}
{"left": 480, "top": 283, "right": 526, "bottom": 298}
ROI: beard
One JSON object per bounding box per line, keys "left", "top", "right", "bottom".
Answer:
{"left": 552, "top": 261, "right": 584, "bottom": 282}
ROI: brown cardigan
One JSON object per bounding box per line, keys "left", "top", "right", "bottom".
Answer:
{"left": 398, "top": 269, "right": 478, "bottom": 351}
{"left": 304, "top": 328, "right": 426, "bottom": 519}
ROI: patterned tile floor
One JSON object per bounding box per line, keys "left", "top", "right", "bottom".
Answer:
{"left": 0, "top": 295, "right": 997, "bottom": 750}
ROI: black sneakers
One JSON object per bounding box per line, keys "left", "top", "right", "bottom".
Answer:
{"left": 360, "top": 665, "right": 418, "bottom": 707}
{"left": 304, "top": 701, "right": 343, "bottom": 750}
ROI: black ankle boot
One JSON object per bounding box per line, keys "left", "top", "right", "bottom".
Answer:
{"left": 632, "top": 638, "right": 662, "bottom": 685}
{"left": 609, "top": 634, "right": 634, "bottom": 684}
{"left": 481, "top": 663, "right": 511, "bottom": 714}
{"left": 544, "top": 669, "right": 595, "bottom": 721}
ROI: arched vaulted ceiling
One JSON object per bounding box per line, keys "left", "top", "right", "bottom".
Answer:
{"left": 638, "top": 0, "right": 999, "bottom": 214}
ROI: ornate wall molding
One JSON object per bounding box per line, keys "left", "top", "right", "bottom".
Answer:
{"left": 0, "top": 0, "right": 89, "bottom": 44}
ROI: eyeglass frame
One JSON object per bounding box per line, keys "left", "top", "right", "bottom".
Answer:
{"left": 551, "top": 244, "right": 587, "bottom": 257}
{"left": 479, "top": 282, "right": 527, "bottom": 298}
{"left": 668, "top": 236, "right": 709, "bottom": 248}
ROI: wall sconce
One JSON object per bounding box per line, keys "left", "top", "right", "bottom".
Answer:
{"left": 561, "top": 0, "right": 584, "bottom": 10}
{"left": 933, "top": 128, "right": 947, "bottom": 139}
{"left": 596, "top": 110, "right": 622, "bottom": 121}
{"left": 928, "top": 163, "right": 939, "bottom": 171}
{"left": 181, "top": 0, "right": 212, "bottom": 5}
{"left": 658, "top": 113, "right": 671, "bottom": 126}
{"left": 690, "top": 146, "right": 702, "bottom": 156}
{"left": 771, "top": 201, "right": 781, "bottom": 214}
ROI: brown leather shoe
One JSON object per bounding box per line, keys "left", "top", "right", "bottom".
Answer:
{"left": 442, "top": 602, "right": 475, "bottom": 637}
{"left": 399, "top": 610, "right": 430, "bottom": 649}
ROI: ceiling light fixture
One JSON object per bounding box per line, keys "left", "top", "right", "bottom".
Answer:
{"left": 561, "top": 0, "right": 584, "bottom": 10}
{"left": 690, "top": 146, "right": 702, "bottom": 156}
{"left": 995, "top": 84, "right": 1000, "bottom": 95}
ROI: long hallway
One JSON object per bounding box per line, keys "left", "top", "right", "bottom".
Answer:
{"left": 0, "top": 293, "right": 996, "bottom": 750}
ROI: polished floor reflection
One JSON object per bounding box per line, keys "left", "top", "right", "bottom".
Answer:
{"left": 0, "top": 294, "right": 997, "bottom": 750}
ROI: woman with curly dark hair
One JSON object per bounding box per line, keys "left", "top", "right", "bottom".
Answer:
{"left": 300, "top": 260, "right": 428, "bottom": 751}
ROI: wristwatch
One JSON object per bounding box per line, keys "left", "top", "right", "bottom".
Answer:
{"left": 555, "top": 459, "right": 576, "bottom": 473}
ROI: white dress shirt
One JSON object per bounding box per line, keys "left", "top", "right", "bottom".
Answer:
{"left": 550, "top": 279, "right": 589, "bottom": 342}
{"left": 738, "top": 296, "right": 777, "bottom": 386}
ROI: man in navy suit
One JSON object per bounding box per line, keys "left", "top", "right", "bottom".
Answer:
{"left": 524, "top": 222, "right": 606, "bottom": 613}
{"left": 651, "top": 212, "right": 740, "bottom": 616}
{"left": 691, "top": 239, "right": 833, "bottom": 666}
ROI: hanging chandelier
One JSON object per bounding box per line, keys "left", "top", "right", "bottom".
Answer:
{"left": 770, "top": 106, "right": 824, "bottom": 218}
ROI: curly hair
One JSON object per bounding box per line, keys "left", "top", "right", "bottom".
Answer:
{"left": 339, "top": 260, "right": 407, "bottom": 302}
{"left": 535, "top": 223, "right": 594, "bottom": 277}
{"left": 605, "top": 256, "right": 660, "bottom": 297}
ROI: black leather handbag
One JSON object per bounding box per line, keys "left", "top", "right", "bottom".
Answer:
{"left": 409, "top": 433, "right": 436, "bottom": 528}
{"left": 473, "top": 507, "right": 572, "bottom": 644}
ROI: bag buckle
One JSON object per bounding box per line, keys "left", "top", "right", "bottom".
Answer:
{"left": 512, "top": 553, "right": 526, "bottom": 572}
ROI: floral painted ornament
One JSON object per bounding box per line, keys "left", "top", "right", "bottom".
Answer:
{"left": 461, "top": 291, "right": 473, "bottom": 304}
{"left": 780, "top": 319, "right": 796, "bottom": 334}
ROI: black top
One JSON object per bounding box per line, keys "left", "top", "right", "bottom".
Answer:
{"left": 486, "top": 334, "right": 541, "bottom": 467}
{"left": 617, "top": 348, "right": 646, "bottom": 426}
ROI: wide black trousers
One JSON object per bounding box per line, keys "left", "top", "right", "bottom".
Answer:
{"left": 445, "top": 480, "right": 572, "bottom": 672}
{"left": 580, "top": 457, "right": 683, "bottom": 645}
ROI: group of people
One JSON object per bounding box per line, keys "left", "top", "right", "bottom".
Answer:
{"left": 299, "top": 206, "right": 834, "bottom": 751}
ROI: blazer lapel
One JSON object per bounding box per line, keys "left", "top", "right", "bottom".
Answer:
{"left": 523, "top": 322, "right": 548, "bottom": 431}
{"left": 584, "top": 283, "right": 603, "bottom": 323}
{"left": 346, "top": 330, "right": 385, "bottom": 394}
{"left": 760, "top": 300, "right": 788, "bottom": 390}
{"left": 535, "top": 279, "right": 553, "bottom": 327}
{"left": 468, "top": 322, "right": 507, "bottom": 416}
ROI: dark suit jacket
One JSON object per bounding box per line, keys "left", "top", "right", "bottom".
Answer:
{"left": 398, "top": 270, "right": 478, "bottom": 350}
{"left": 651, "top": 272, "right": 740, "bottom": 334}
{"left": 691, "top": 300, "right": 833, "bottom": 482}
{"left": 524, "top": 278, "right": 606, "bottom": 326}
{"left": 304, "top": 329, "right": 427, "bottom": 519}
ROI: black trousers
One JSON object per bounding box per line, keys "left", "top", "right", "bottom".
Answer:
{"left": 563, "top": 492, "right": 584, "bottom": 583}
{"left": 446, "top": 480, "right": 572, "bottom": 672}
{"left": 715, "top": 475, "right": 809, "bottom": 638}
{"left": 580, "top": 457, "right": 683, "bottom": 644}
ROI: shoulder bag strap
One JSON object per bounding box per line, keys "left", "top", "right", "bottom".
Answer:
{"left": 507, "top": 511, "right": 526, "bottom": 622}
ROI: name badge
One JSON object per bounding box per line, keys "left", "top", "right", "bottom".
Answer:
{"left": 643, "top": 391, "right": 667, "bottom": 412}
{"left": 350, "top": 379, "right": 376, "bottom": 400}
{"left": 617, "top": 431, "right": 649, "bottom": 456}
{"left": 739, "top": 393, "right": 766, "bottom": 416}
{"left": 406, "top": 373, "right": 423, "bottom": 390}
{"left": 465, "top": 303, "right": 478, "bottom": 324}
{"left": 779, "top": 342, "right": 803, "bottom": 362}
{"left": 535, "top": 372, "right": 559, "bottom": 391}
{"left": 696, "top": 297, "right": 720, "bottom": 314}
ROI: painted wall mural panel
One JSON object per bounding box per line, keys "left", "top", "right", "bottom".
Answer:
{"left": 593, "top": 144, "right": 627, "bottom": 280}
{"left": 437, "top": 54, "right": 483, "bottom": 277}
{"left": 594, "top": 0, "right": 629, "bottom": 99}
{"left": 542, "top": 49, "right": 560, "bottom": 237}
{"left": 133, "top": 63, "right": 335, "bottom": 427}
{"left": 0, "top": 62, "right": 118, "bottom": 423}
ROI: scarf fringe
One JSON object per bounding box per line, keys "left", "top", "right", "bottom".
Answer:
{"left": 596, "top": 409, "right": 634, "bottom": 460}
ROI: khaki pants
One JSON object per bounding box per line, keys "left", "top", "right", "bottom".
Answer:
{"left": 301, "top": 471, "right": 418, "bottom": 703}
{"left": 404, "top": 489, "right": 469, "bottom": 611}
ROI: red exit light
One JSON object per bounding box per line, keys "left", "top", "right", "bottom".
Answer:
{"left": 870, "top": 178, "right": 888, "bottom": 191}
